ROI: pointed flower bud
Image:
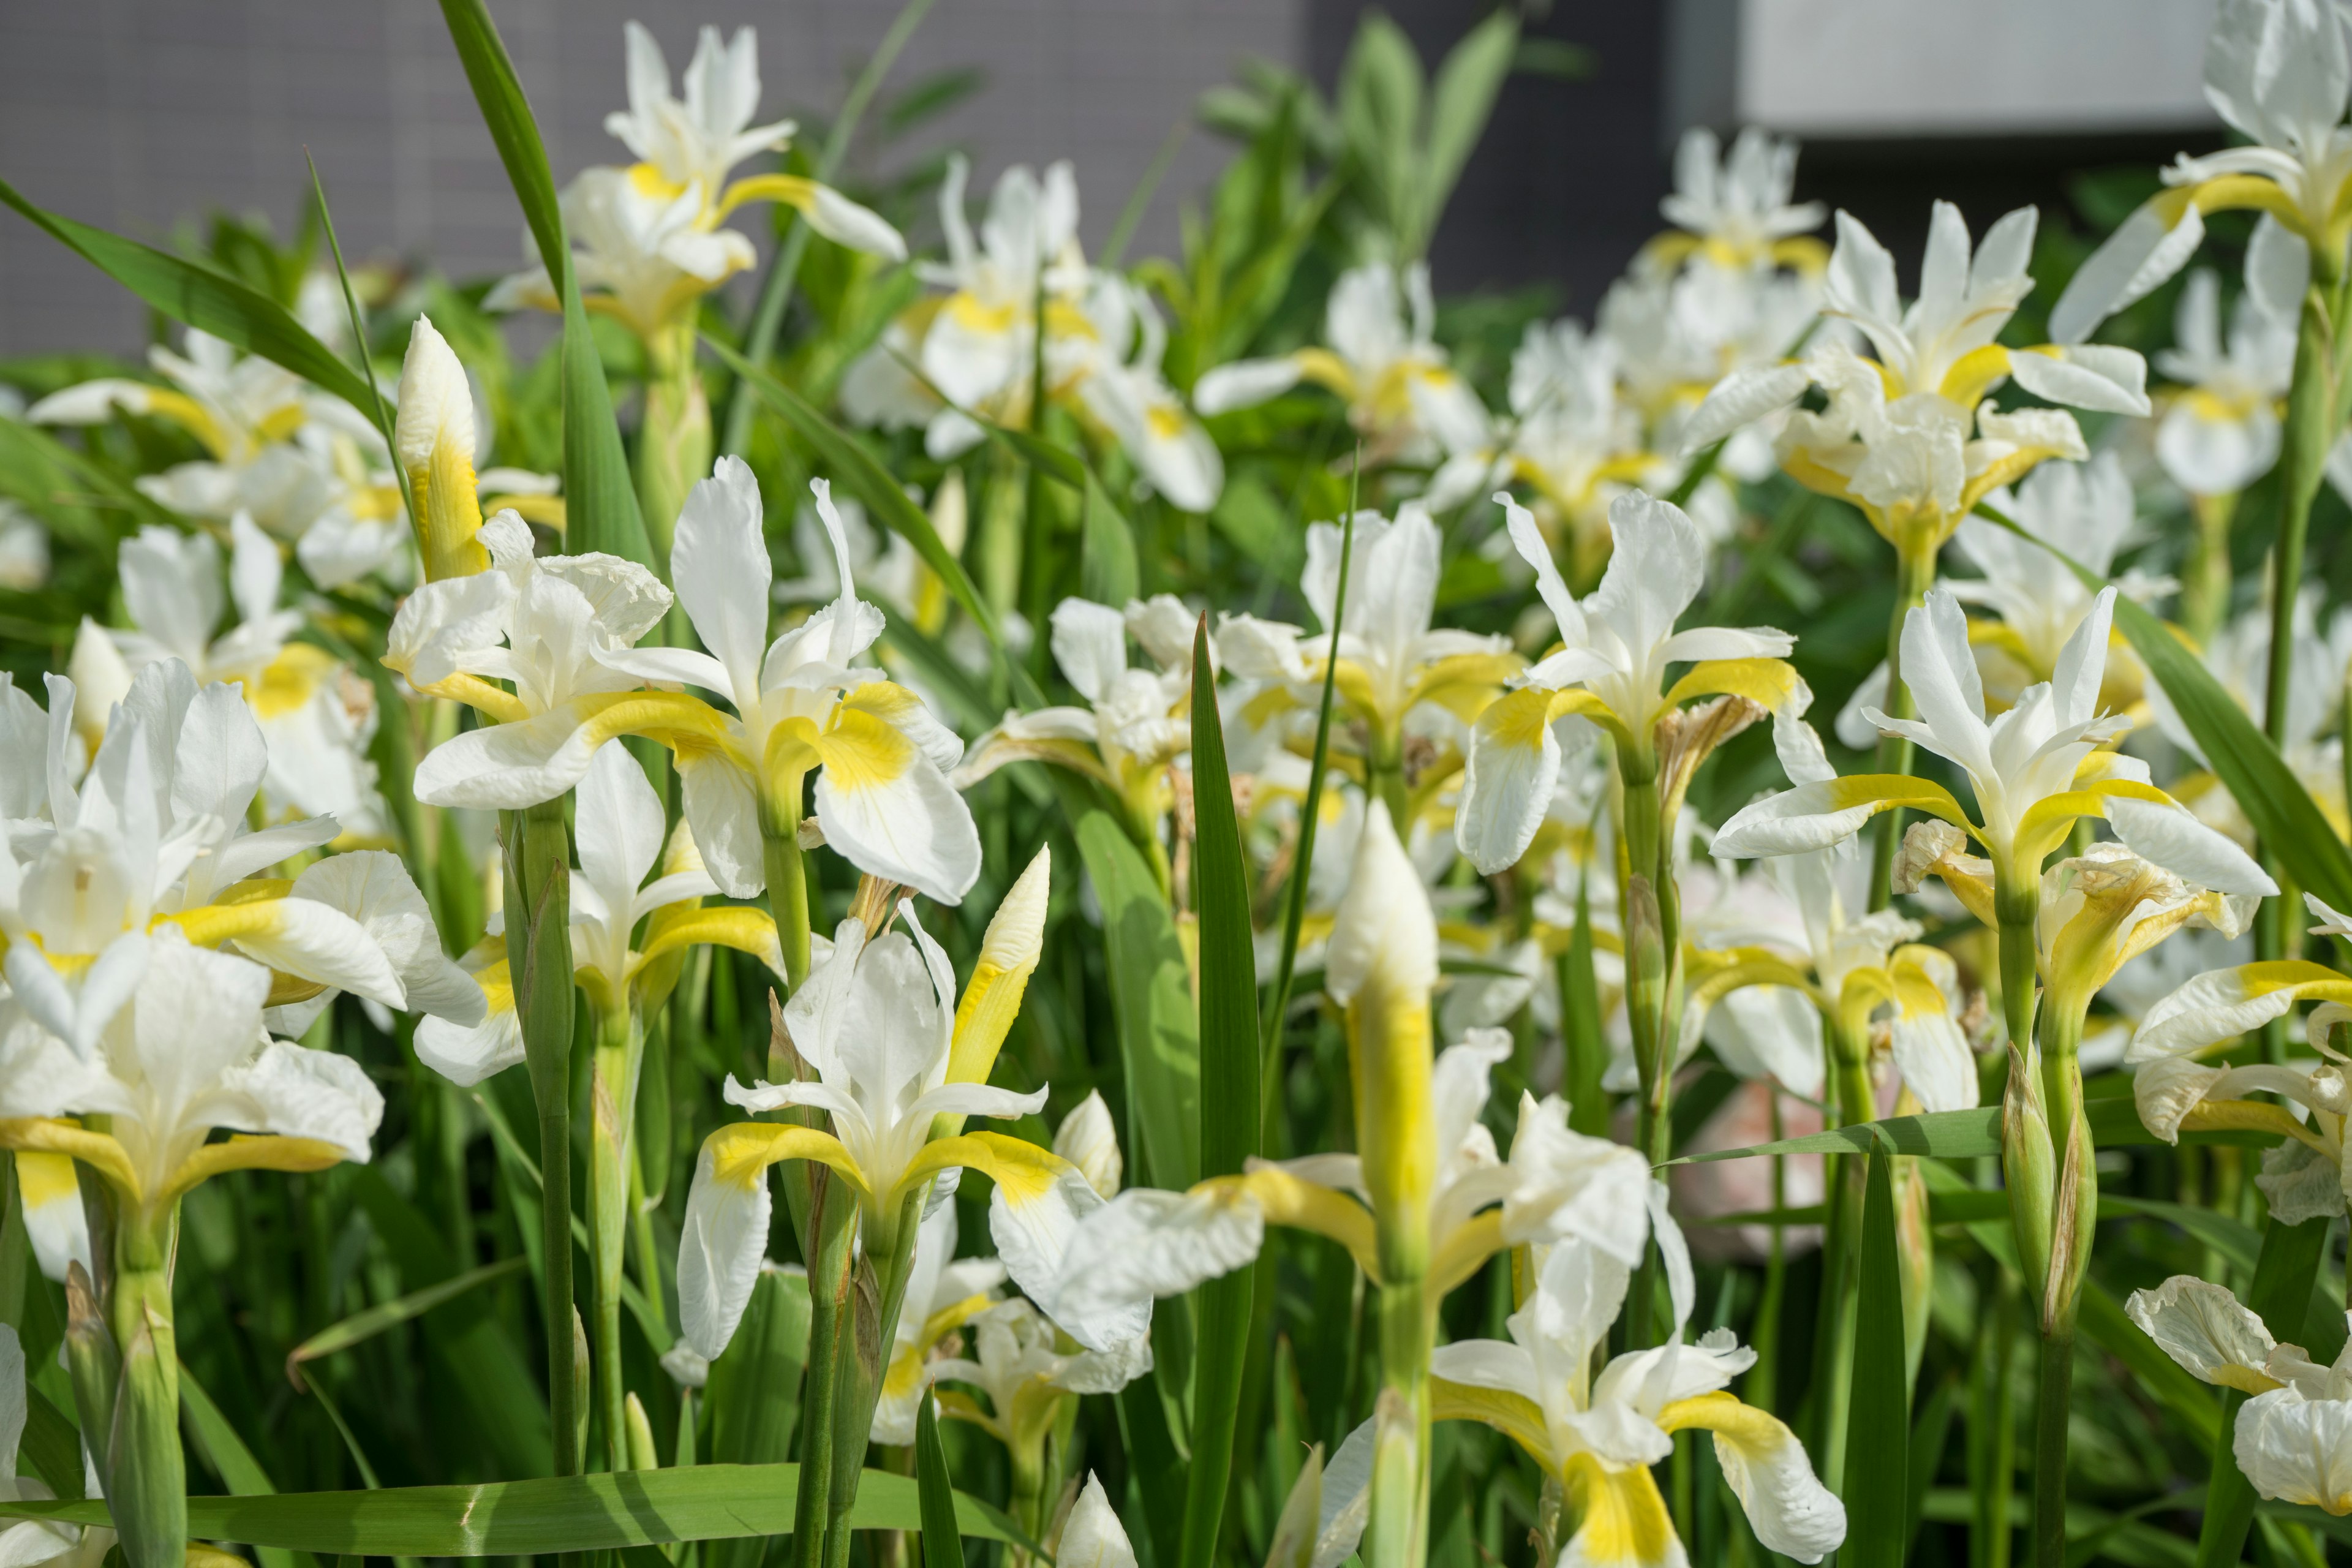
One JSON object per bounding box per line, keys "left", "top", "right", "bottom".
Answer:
{"left": 949, "top": 845, "right": 1050, "bottom": 1087}
{"left": 396, "top": 317, "right": 488, "bottom": 581}
{"left": 1054, "top": 1090, "right": 1123, "bottom": 1197}
{"left": 1328, "top": 800, "right": 1438, "bottom": 1279}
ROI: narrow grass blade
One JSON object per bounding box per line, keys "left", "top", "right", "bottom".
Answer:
{"left": 2198, "top": 1214, "right": 2332, "bottom": 1568}
{"left": 303, "top": 154, "right": 410, "bottom": 524}
{"left": 1843, "top": 1152, "right": 1909, "bottom": 1567}
{"left": 285, "top": 1257, "right": 527, "bottom": 1389}
{"left": 1974, "top": 499, "right": 2352, "bottom": 912}
{"left": 1073, "top": 810, "right": 1200, "bottom": 1191}
{"left": 179, "top": 1368, "right": 297, "bottom": 1568}
{"left": 433, "top": 0, "right": 565, "bottom": 288}
{"left": 0, "top": 176, "right": 375, "bottom": 415}
{"left": 0, "top": 1466, "right": 1022, "bottom": 1554}
{"left": 914, "top": 1394, "right": 965, "bottom": 1568}
{"left": 1180, "top": 619, "right": 1261, "bottom": 1568}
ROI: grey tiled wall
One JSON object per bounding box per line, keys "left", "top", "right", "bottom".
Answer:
{"left": 0, "top": 0, "right": 1304, "bottom": 356}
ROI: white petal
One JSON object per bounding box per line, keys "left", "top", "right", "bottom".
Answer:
{"left": 1057, "top": 1474, "right": 1139, "bottom": 1568}
{"left": 677, "top": 1139, "right": 772, "bottom": 1361}
{"left": 2125, "top": 1275, "right": 2280, "bottom": 1389}
{"left": 2234, "top": 1387, "right": 2352, "bottom": 1512}
{"left": 2104, "top": 795, "right": 2278, "bottom": 897}
{"left": 1193, "top": 358, "right": 1306, "bottom": 416}
{"left": 811, "top": 752, "right": 982, "bottom": 905}
{"left": 671, "top": 456, "right": 772, "bottom": 701}
{"left": 225, "top": 1039, "right": 385, "bottom": 1160}
{"left": 2005, "top": 345, "right": 2152, "bottom": 417}
{"left": 1456, "top": 698, "right": 1563, "bottom": 876}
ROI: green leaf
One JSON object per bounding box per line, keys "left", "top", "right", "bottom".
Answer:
{"left": 1420, "top": 11, "right": 1518, "bottom": 249}
{"left": 1074, "top": 811, "right": 1200, "bottom": 1193}
{"left": 286, "top": 1257, "right": 527, "bottom": 1385}
{"left": 0, "top": 177, "right": 376, "bottom": 418}
{"left": 2198, "top": 1215, "right": 2332, "bottom": 1568}
{"left": 22, "top": 1386, "right": 81, "bottom": 1504}
{"left": 1842, "top": 1153, "right": 1909, "bottom": 1568}
{"left": 1511, "top": 37, "right": 1596, "bottom": 80}
{"left": 178, "top": 1365, "right": 296, "bottom": 1568}
{"left": 1180, "top": 620, "right": 1259, "bottom": 1568}
{"left": 1974, "top": 500, "right": 2352, "bottom": 911}
{"left": 433, "top": 0, "right": 565, "bottom": 291}
{"left": 0, "top": 1464, "right": 1018, "bottom": 1555}
{"left": 1337, "top": 14, "right": 1426, "bottom": 251}
{"left": 432, "top": 0, "right": 650, "bottom": 570}
{"left": 705, "top": 337, "right": 1005, "bottom": 651}
{"left": 914, "top": 1394, "right": 965, "bottom": 1568}
{"left": 560, "top": 274, "right": 656, "bottom": 568}
{"left": 1080, "top": 473, "right": 1140, "bottom": 608}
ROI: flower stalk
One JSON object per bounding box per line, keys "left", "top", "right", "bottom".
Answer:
{"left": 1867, "top": 538, "right": 1944, "bottom": 910}
{"left": 507, "top": 796, "right": 582, "bottom": 1475}
{"left": 589, "top": 1000, "right": 646, "bottom": 1471}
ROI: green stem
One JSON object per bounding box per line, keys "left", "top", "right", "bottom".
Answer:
{"left": 1619, "top": 751, "right": 1679, "bottom": 1346}
{"left": 791, "top": 1178, "right": 859, "bottom": 1568}
{"left": 1970, "top": 1265, "right": 2018, "bottom": 1568}
{"left": 1366, "top": 1280, "right": 1432, "bottom": 1568}
{"left": 1811, "top": 1017, "right": 1871, "bottom": 1482}
{"left": 637, "top": 318, "right": 710, "bottom": 575}
{"left": 1867, "top": 539, "right": 1939, "bottom": 911}
{"left": 507, "top": 798, "right": 579, "bottom": 1477}
{"left": 2182, "top": 491, "right": 2237, "bottom": 649}
{"left": 107, "top": 1215, "right": 183, "bottom": 1568}
{"left": 1367, "top": 723, "right": 1410, "bottom": 832}
{"left": 2258, "top": 270, "right": 2347, "bottom": 1060}
{"left": 761, "top": 789, "right": 813, "bottom": 989}
{"left": 823, "top": 1191, "right": 925, "bottom": 1568}
{"left": 590, "top": 1003, "right": 644, "bottom": 1471}
{"left": 2030, "top": 1320, "right": 2075, "bottom": 1568}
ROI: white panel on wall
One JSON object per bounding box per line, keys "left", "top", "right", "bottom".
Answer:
{"left": 1738, "top": 0, "right": 2220, "bottom": 135}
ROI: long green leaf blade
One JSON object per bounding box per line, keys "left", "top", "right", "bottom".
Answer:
{"left": 1843, "top": 1152, "right": 1909, "bottom": 1567}
{"left": 286, "top": 1257, "right": 527, "bottom": 1384}
{"left": 914, "top": 1393, "right": 965, "bottom": 1568}
{"left": 1180, "top": 619, "right": 1260, "bottom": 1568}
{"left": 0, "top": 177, "right": 374, "bottom": 416}
{"left": 432, "top": 0, "right": 565, "bottom": 290}
{"left": 0, "top": 1464, "right": 1017, "bottom": 1554}
{"left": 1072, "top": 810, "right": 1200, "bottom": 1193}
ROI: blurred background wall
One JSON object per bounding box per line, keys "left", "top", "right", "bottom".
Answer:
{"left": 0, "top": 0, "right": 2230, "bottom": 356}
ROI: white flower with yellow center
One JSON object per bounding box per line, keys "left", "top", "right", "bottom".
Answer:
{"left": 413, "top": 743, "right": 780, "bottom": 1087}
{"left": 1194, "top": 262, "right": 1490, "bottom": 466}
{"left": 412, "top": 459, "right": 976, "bottom": 903}
{"left": 1646, "top": 127, "right": 1829, "bottom": 277}
{"left": 0, "top": 663, "right": 463, "bottom": 1054}
{"left": 1014, "top": 805, "right": 1667, "bottom": 1349}
{"left": 1675, "top": 721, "right": 1977, "bottom": 1112}
{"left": 931, "top": 1295, "right": 1152, "bottom": 1452}
{"left": 2155, "top": 224, "right": 2303, "bottom": 498}
{"left": 1685, "top": 204, "right": 2149, "bottom": 556}
{"left": 1714, "top": 584, "right": 2272, "bottom": 901}
{"left": 29, "top": 330, "right": 369, "bottom": 548}
{"left": 956, "top": 595, "right": 1193, "bottom": 833}
{"left": 2129, "top": 1274, "right": 2352, "bottom": 1514}
{"left": 1433, "top": 1237, "right": 1845, "bottom": 1568}
{"left": 1456, "top": 491, "right": 1806, "bottom": 876}
{"left": 2051, "top": 0, "right": 2352, "bottom": 343}
{"left": 674, "top": 852, "right": 1081, "bottom": 1362}
{"left": 486, "top": 24, "right": 902, "bottom": 341}
{"left": 1221, "top": 502, "right": 1518, "bottom": 766}
{"left": 0, "top": 925, "right": 382, "bottom": 1224}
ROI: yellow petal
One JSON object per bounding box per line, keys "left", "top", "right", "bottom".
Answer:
{"left": 948, "top": 846, "right": 1050, "bottom": 1089}
{"left": 705, "top": 1122, "right": 869, "bottom": 1194}
{"left": 0, "top": 1119, "right": 142, "bottom": 1204}
{"left": 164, "top": 1134, "right": 349, "bottom": 1201}
{"left": 1431, "top": 1378, "right": 1553, "bottom": 1469}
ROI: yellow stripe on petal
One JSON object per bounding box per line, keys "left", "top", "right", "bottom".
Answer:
{"left": 419, "top": 673, "right": 529, "bottom": 725}
{"left": 164, "top": 1134, "right": 349, "bottom": 1201}
{"left": 639, "top": 907, "right": 784, "bottom": 976}
{"left": 1431, "top": 1378, "right": 1554, "bottom": 1469}
{"left": 1659, "top": 1393, "right": 1845, "bottom": 1564}
{"left": 1566, "top": 1455, "right": 1683, "bottom": 1568}
{"left": 901, "top": 1131, "right": 1074, "bottom": 1210}
{"left": 1206, "top": 1167, "right": 1381, "bottom": 1282}
{"left": 2011, "top": 779, "right": 2177, "bottom": 867}
{"left": 14, "top": 1148, "right": 79, "bottom": 1211}
{"left": 0, "top": 1120, "right": 142, "bottom": 1204}
{"left": 2183, "top": 173, "right": 2310, "bottom": 233}
{"left": 1431, "top": 1208, "right": 1503, "bottom": 1297}
{"left": 1937, "top": 344, "right": 2014, "bottom": 410}
{"left": 2181, "top": 1099, "right": 2335, "bottom": 1152}
{"left": 1292, "top": 348, "right": 1357, "bottom": 401}
{"left": 705, "top": 1122, "right": 869, "bottom": 1194}
{"left": 1409, "top": 652, "right": 1522, "bottom": 723}
{"left": 812, "top": 705, "right": 921, "bottom": 788}
{"left": 1663, "top": 657, "right": 1807, "bottom": 715}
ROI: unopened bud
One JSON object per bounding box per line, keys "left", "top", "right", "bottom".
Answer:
{"left": 1053, "top": 1090, "right": 1123, "bottom": 1197}
{"left": 947, "top": 845, "right": 1050, "bottom": 1089}
{"left": 624, "top": 1392, "right": 659, "bottom": 1472}
{"left": 396, "top": 317, "right": 488, "bottom": 581}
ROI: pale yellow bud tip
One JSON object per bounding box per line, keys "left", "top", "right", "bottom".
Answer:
{"left": 1325, "top": 799, "right": 1436, "bottom": 1008}
{"left": 1052, "top": 1088, "right": 1123, "bottom": 1197}
{"left": 979, "top": 844, "right": 1050, "bottom": 974}
{"left": 396, "top": 315, "right": 475, "bottom": 469}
